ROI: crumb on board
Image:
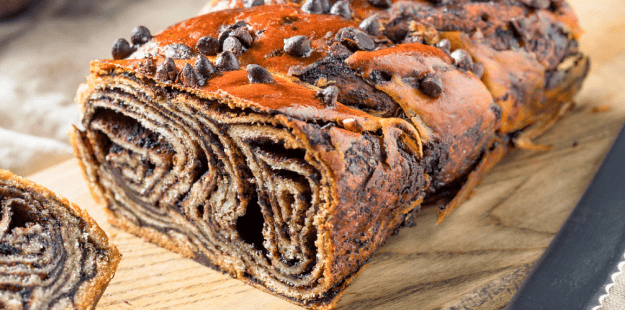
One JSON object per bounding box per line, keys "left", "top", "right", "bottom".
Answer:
{"left": 590, "top": 105, "right": 612, "bottom": 113}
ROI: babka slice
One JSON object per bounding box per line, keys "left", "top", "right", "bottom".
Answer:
{"left": 0, "top": 170, "right": 120, "bottom": 309}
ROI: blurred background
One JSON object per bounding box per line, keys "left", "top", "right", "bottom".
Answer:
{"left": 0, "top": 0, "right": 206, "bottom": 176}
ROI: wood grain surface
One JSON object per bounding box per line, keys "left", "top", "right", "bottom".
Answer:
{"left": 27, "top": 0, "right": 624, "bottom": 309}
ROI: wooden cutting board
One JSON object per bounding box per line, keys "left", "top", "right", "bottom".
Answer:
{"left": 27, "top": 0, "right": 624, "bottom": 309}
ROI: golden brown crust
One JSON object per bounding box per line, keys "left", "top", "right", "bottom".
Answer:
{"left": 98, "top": 3, "right": 502, "bottom": 187}
{"left": 0, "top": 170, "right": 121, "bottom": 310}
{"left": 198, "top": 0, "right": 588, "bottom": 137}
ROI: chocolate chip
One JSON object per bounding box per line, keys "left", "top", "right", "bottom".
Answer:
{"left": 435, "top": 38, "right": 450, "bottom": 54}
{"left": 301, "top": 0, "right": 325, "bottom": 14}
{"left": 180, "top": 63, "right": 200, "bottom": 87}
{"left": 229, "top": 28, "right": 254, "bottom": 48}
{"left": 130, "top": 26, "right": 151, "bottom": 45}
{"left": 218, "top": 29, "right": 234, "bottom": 46}
{"left": 472, "top": 62, "right": 485, "bottom": 79}
{"left": 215, "top": 51, "right": 240, "bottom": 71}
{"left": 231, "top": 21, "right": 248, "bottom": 29}
{"left": 196, "top": 36, "right": 220, "bottom": 56}
{"left": 419, "top": 75, "right": 443, "bottom": 97}
{"left": 352, "top": 32, "right": 375, "bottom": 51}
{"left": 383, "top": 18, "right": 410, "bottom": 43}
{"left": 111, "top": 38, "right": 134, "bottom": 60}
{"left": 155, "top": 58, "right": 177, "bottom": 82}
{"left": 194, "top": 55, "right": 216, "bottom": 86}
{"left": 223, "top": 37, "right": 243, "bottom": 56}
{"left": 243, "top": 0, "right": 264, "bottom": 7}
{"left": 283, "top": 35, "right": 312, "bottom": 57}
{"left": 218, "top": 21, "right": 248, "bottom": 46}
{"left": 164, "top": 43, "right": 193, "bottom": 59}
{"left": 316, "top": 85, "right": 339, "bottom": 107}
{"left": 330, "top": 1, "right": 351, "bottom": 19}
{"left": 367, "top": 0, "right": 390, "bottom": 8}
{"left": 450, "top": 49, "right": 473, "bottom": 71}
{"left": 359, "top": 16, "right": 381, "bottom": 36}
{"left": 336, "top": 27, "right": 375, "bottom": 51}
{"left": 137, "top": 58, "right": 156, "bottom": 75}
{"left": 246, "top": 64, "right": 273, "bottom": 84}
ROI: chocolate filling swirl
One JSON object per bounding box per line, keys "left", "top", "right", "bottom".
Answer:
{"left": 72, "top": 72, "right": 428, "bottom": 306}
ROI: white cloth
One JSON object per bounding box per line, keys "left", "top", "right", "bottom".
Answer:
{"left": 0, "top": 127, "right": 74, "bottom": 176}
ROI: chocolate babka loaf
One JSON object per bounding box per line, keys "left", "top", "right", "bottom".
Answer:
{"left": 71, "top": 1, "right": 587, "bottom": 308}
{"left": 0, "top": 170, "right": 120, "bottom": 309}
